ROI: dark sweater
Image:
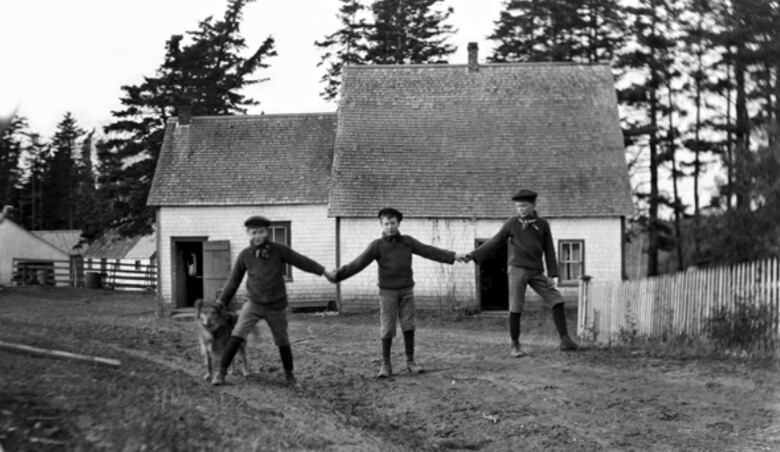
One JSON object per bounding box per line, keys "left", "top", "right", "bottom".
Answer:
{"left": 470, "top": 216, "right": 559, "bottom": 278}
{"left": 336, "top": 234, "right": 456, "bottom": 290}
{"left": 218, "top": 241, "right": 325, "bottom": 309}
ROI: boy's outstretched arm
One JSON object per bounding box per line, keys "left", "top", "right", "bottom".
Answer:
{"left": 467, "top": 220, "right": 512, "bottom": 263}
{"left": 335, "top": 241, "right": 379, "bottom": 282}
{"left": 280, "top": 245, "right": 326, "bottom": 275}
{"left": 217, "top": 254, "right": 247, "bottom": 305}
{"left": 406, "top": 237, "right": 456, "bottom": 264}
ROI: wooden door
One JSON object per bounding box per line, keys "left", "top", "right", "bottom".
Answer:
{"left": 203, "top": 240, "right": 232, "bottom": 302}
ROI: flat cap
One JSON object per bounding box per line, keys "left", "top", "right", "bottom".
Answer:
{"left": 377, "top": 207, "right": 403, "bottom": 222}
{"left": 511, "top": 189, "right": 538, "bottom": 202}
{"left": 244, "top": 215, "right": 271, "bottom": 228}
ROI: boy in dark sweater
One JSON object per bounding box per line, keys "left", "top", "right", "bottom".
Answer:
{"left": 465, "top": 189, "right": 578, "bottom": 356}
{"left": 213, "top": 215, "right": 335, "bottom": 387}
{"left": 334, "top": 208, "right": 465, "bottom": 378}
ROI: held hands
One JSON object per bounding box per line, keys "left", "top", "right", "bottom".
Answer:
{"left": 454, "top": 253, "right": 473, "bottom": 263}
{"left": 323, "top": 269, "right": 337, "bottom": 283}
{"left": 548, "top": 276, "right": 560, "bottom": 288}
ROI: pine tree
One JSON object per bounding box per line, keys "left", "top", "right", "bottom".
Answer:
{"left": 45, "top": 112, "right": 85, "bottom": 229}
{"left": 616, "top": 0, "right": 681, "bottom": 276}
{"left": 315, "top": 0, "right": 369, "bottom": 101}
{"left": 0, "top": 115, "right": 25, "bottom": 207}
{"left": 96, "top": 0, "right": 276, "bottom": 237}
{"left": 366, "top": 0, "right": 456, "bottom": 65}
{"left": 17, "top": 133, "right": 50, "bottom": 230}
{"left": 488, "top": 0, "right": 623, "bottom": 63}
{"left": 315, "top": 0, "right": 456, "bottom": 100}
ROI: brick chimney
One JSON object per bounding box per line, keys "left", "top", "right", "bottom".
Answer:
{"left": 467, "top": 42, "right": 479, "bottom": 73}
{"left": 177, "top": 104, "right": 191, "bottom": 126}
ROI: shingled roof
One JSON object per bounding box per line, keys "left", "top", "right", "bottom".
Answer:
{"left": 328, "top": 62, "right": 634, "bottom": 218}
{"left": 148, "top": 113, "right": 336, "bottom": 206}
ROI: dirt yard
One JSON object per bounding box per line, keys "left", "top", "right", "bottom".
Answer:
{"left": 0, "top": 287, "right": 778, "bottom": 451}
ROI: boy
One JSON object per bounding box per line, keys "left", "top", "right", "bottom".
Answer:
{"left": 333, "top": 208, "right": 466, "bottom": 378}
{"left": 464, "top": 189, "right": 578, "bottom": 356}
{"left": 213, "top": 215, "right": 336, "bottom": 387}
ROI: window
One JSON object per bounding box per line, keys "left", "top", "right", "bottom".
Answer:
{"left": 134, "top": 260, "right": 142, "bottom": 270}
{"left": 559, "top": 240, "right": 585, "bottom": 283}
{"left": 87, "top": 258, "right": 93, "bottom": 270}
{"left": 270, "top": 222, "right": 292, "bottom": 280}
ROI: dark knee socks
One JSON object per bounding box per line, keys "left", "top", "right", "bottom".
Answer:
{"left": 381, "top": 338, "right": 392, "bottom": 365}
{"left": 509, "top": 312, "right": 521, "bottom": 344}
{"left": 403, "top": 330, "right": 415, "bottom": 362}
{"left": 552, "top": 303, "right": 569, "bottom": 338}
{"left": 279, "top": 345, "right": 294, "bottom": 375}
{"left": 220, "top": 336, "right": 245, "bottom": 372}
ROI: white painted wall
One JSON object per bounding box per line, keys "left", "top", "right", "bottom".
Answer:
{"left": 157, "top": 204, "right": 336, "bottom": 306}
{"left": 337, "top": 217, "right": 624, "bottom": 312}
{"left": 0, "top": 219, "right": 70, "bottom": 285}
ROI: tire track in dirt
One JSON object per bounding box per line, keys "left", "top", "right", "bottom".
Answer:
{"left": 106, "top": 344, "right": 399, "bottom": 452}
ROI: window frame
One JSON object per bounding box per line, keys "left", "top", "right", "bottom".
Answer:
{"left": 558, "top": 239, "right": 585, "bottom": 285}
{"left": 269, "top": 221, "right": 292, "bottom": 281}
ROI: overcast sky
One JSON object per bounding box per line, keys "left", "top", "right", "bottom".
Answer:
{"left": 0, "top": 0, "right": 718, "bottom": 208}
{"left": 0, "top": 0, "right": 504, "bottom": 135}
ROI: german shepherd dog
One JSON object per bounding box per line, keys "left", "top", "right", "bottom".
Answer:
{"left": 195, "top": 299, "right": 251, "bottom": 381}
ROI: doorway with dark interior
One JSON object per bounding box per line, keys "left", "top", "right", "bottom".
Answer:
{"left": 475, "top": 239, "right": 508, "bottom": 311}
{"left": 172, "top": 238, "right": 205, "bottom": 308}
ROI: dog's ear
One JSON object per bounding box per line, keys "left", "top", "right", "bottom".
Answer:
{"left": 194, "top": 298, "right": 203, "bottom": 317}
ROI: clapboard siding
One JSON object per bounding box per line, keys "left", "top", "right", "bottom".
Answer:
{"left": 337, "top": 217, "right": 624, "bottom": 312}
{"left": 157, "top": 204, "right": 336, "bottom": 306}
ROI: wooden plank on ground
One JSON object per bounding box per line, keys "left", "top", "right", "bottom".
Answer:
{"left": 0, "top": 340, "right": 121, "bottom": 367}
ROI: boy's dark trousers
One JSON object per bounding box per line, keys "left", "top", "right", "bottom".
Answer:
{"left": 219, "top": 301, "right": 295, "bottom": 378}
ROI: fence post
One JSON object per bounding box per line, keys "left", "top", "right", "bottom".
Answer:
{"left": 578, "top": 275, "right": 592, "bottom": 338}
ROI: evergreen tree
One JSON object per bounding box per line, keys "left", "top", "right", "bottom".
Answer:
{"left": 488, "top": 0, "right": 623, "bottom": 63}
{"left": 315, "top": 0, "right": 369, "bottom": 101}
{"left": 0, "top": 115, "right": 25, "bottom": 207}
{"left": 365, "top": 0, "right": 456, "bottom": 64}
{"left": 616, "top": 0, "right": 681, "bottom": 276}
{"left": 17, "top": 133, "right": 50, "bottom": 230}
{"left": 45, "top": 112, "right": 84, "bottom": 229}
{"left": 315, "top": 0, "right": 456, "bottom": 100}
{"left": 97, "top": 0, "right": 276, "bottom": 237}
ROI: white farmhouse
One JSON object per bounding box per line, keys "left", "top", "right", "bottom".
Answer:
{"left": 147, "top": 114, "right": 337, "bottom": 308}
{"left": 148, "top": 45, "right": 633, "bottom": 312}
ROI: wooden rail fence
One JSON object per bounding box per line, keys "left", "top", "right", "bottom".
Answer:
{"left": 12, "top": 258, "right": 157, "bottom": 291}
{"left": 577, "top": 258, "right": 780, "bottom": 344}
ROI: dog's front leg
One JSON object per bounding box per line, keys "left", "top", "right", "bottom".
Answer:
{"left": 201, "top": 342, "right": 212, "bottom": 381}
{"left": 237, "top": 344, "right": 251, "bottom": 377}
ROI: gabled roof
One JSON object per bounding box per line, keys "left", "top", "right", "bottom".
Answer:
{"left": 31, "top": 230, "right": 82, "bottom": 255}
{"left": 329, "top": 62, "right": 634, "bottom": 218}
{"left": 147, "top": 113, "right": 337, "bottom": 206}
{"left": 125, "top": 233, "right": 156, "bottom": 260}
{"left": 84, "top": 233, "right": 141, "bottom": 259}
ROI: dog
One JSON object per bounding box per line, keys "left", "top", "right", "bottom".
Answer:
{"left": 195, "top": 299, "right": 251, "bottom": 381}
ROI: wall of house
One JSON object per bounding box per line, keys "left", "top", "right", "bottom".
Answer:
{"left": 157, "top": 204, "right": 336, "bottom": 306}
{"left": 337, "top": 217, "right": 624, "bottom": 312}
{"left": 0, "top": 220, "right": 70, "bottom": 285}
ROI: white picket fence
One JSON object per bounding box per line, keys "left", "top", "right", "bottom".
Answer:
{"left": 577, "top": 258, "right": 780, "bottom": 343}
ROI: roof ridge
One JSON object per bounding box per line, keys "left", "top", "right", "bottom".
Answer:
{"left": 186, "top": 112, "right": 336, "bottom": 121}
{"left": 344, "top": 61, "right": 611, "bottom": 70}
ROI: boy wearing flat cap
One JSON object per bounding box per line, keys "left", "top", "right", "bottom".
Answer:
{"left": 464, "top": 189, "right": 578, "bottom": 356}
{"left": 333, "top": 208, "right": 467, "bottom": 378}
{"left": 213, "top": 215, "right": 336, "bottom": 387}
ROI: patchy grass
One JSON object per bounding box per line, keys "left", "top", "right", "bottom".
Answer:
{"left": 1, "top": 287, "right": 778, "bottom": 451}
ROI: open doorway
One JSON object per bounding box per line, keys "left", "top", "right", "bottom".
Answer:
{"left": 172, "top": 237, "right": 205, "bottom": 308}
{"left": 476, "top": 239, "right": 508, "bottom": 311}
